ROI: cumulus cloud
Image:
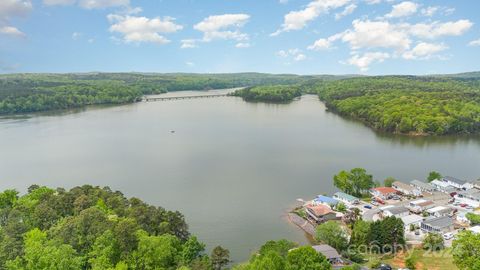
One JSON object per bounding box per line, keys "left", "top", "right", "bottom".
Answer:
{"left": 43, "top": 0, "right": 75, "bottom": 5}
{"left": 108, "top": 14, "right": 183, "bottom": 44}
{"left": 194, "top": 14, "right": 250, "bottom": 42}
{"left": 0, "top": 0, "right": 32, "bottom": 37}
{"left": 421, "top": 6, "right": 438, "bottom": 17}
{"left": 469, "top": 39, "right": 480, "bottom": 47}
{"left": 385, "top": 1, "right": 418, "bottom": 18}
{"left": 342, "top": 20, "right": 411, "bottom": 51}
{"left": 235, "top": 42, "right": 250, "bottom": 48}
{"left": 309, "top": 17, "right": 472, "bottom": 71}
{"left": 43, "top": 0, "right": 129, "bottom": 9}
{"left": 276, "top": 48, "right": 307, "bottom": 62}
{"left": 347, "top": 52, "right": 390, "bottom": 71}
{"left": 271, "top": 0, "right": 351, "bottom": 36}
{"left": 407, "top": 19, "right": 473, "bottom": 39}
{"left": 0, "top": 25, "right": 25, "bottom": 37}
{"left": 335, "top": 4, "right": 356, "bottom": 20}
{"left": 402, "top": 42, "right": 447, "bottom": 59}
{"left": 180, "top": 39, "right": 197, "bottom": 49}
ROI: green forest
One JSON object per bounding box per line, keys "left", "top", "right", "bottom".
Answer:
{"left": 314, "top": 76, "right": 480, "bottom": 135}
{"left": 0, "top": 73, "right": 310, "bottom": 114}
{"left": 230, "top": 85, "right": 302, "bottom": 103}
{"left": 0, "top": 185, "right": 335, "bottom": 270}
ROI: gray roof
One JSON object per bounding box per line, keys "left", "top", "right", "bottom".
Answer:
{"left": 443, "top": 176, "right": 467, "bottom": 185}
{"left": 311, "top": 245, "right": 341, "bottom": 259}
{"left": 384, "top": 206, "right": 409, "bottom": 215}
{"left": 422, "top": 216, "right": 454, "bottom": 229}
{"left": 333, "top": 192, "right": 359, "bottom": 202}
{"left": 392, "top": 181, "right": 414, "bottom": 191}
{"left": 410, "top": 180, "right": 434, "bottom": 190}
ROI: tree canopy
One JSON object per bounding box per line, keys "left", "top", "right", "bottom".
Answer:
{"left": 333, "top": 168, "right": 374, "bottom": 197}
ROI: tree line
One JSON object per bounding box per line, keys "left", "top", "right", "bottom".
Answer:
{"left": 315, "top": 76, "right": 480, "bottom": 135}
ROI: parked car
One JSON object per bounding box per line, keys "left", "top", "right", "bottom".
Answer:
{"left": 378, "top": 264, "right": 393, "bottom": 270}
{"left": 443, "top": 232, "right": 454, "bottom": 240}
{"left": 364, "top": 205, "right": 372, "bottom": 209}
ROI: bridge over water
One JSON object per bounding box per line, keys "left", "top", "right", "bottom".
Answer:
{"left": 143, "top": 93, "right": 229, "bottom": 102}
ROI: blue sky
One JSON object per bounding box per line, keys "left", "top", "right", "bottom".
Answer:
{"left": 0, "top": 0, "right": 479, "bottom": 74}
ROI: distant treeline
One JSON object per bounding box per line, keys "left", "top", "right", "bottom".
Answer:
{"left": 0, "top": 73, "right": 313, "bottom": 114}
{"left": 315, "top": 76, "right": 480, "bottom": 136}
{"left": 230, "top": 85, "right": 302, "bottom": 103}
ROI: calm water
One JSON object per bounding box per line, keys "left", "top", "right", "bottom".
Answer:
{"left": 1, "top": 92, "right": 479, "bottom": 262}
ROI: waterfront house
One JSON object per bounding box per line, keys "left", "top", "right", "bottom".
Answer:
{"left": 311, "top": 245, "right": 342, "bottom": 265}
{"left": 431, "top": 179, "right": 452, "bottom": 193}
{"left": 305, "top": 204, "right": 337, "bottom": 223}
{"left": 370, "top": 187, "right": 398, "bottom": 200}
{"left": 421, "top": 216, "right": 455, "bottom": 233}
{"left": 454, "top": 189, "right": 480, "bottom": 208}
{"left": 333, "top": 192, "right": 359, "bottom": 205}
{"left": 456, "top": 211, "right": 471, "bottom": 224}
{"left": 313, "top": 195, "right": 339, "bottom": 207}
{"left": 381, "top": 205, "right": 410, "bottom": 218}
{"left": 410, "top": 180, "right": 435, "bottom": 194}
{"left": 408, "top": 199, "right": 434, "bottom": 214}
{"left": 392, "top": 181, "right": 419, "bottom": 196}
{"left": 442, "top": 176, "right": 473, "bottom": 190}
{"left": 401, "top": 214, "right": 424, "bottom": 231}
{"left": 473, "top": 180, "right": 480, "bottom": 190}
{"left": 426, "top": 206, "right": 455, "bottom": 218}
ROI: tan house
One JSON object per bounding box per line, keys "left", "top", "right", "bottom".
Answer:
{"left": 305, "top": 204, "right": 337, "bottom": 223}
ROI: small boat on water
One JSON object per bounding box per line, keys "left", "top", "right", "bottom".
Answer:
{"left": 170, "top": 130, "right": 175, "bottom": 133}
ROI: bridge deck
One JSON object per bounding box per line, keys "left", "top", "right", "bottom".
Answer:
{"left": 144, "top": 93, "right": 229, "bottom": 102}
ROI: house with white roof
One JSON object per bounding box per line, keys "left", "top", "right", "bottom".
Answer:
{"left": 333, "top": 192, "right": 359, "bottom": 205}
{"left": 457, "top": 211, "right": 471, "bottom": 224}
{"left": 410, "top": 180, "right": 435, "bottom": 194}
{"left": 392, "top": 181, "right": 420, "bottom": 196}
{"left": 426, "top": 206, "right": 455, "bottom": 218}
{"left": 469, "top": 226, "right": 480, "bottom": 234}
{"left": 454, "top": 189, "right": 480, "bottom": 208}
{"left": 408, "top": 199, "right": 435, "bottom": 214}
{"left": 381, "top": 205, "right": 410, "bottom": 218}
{"left": 421, "top": 216, "right": 455, "bottom": 233}
{"left": 431, "top": 179, "right": 452, "bottom": 193}
{"left": 442, "top": 176, "right": 473, "bottom": 190}
{"left": 401, "top": 214, "right": 424, "bottom": 231}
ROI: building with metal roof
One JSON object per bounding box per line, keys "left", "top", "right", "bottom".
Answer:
{"left": 333, "top": 192, "right": 359, "bottom": 205}
{"left": 410, "top": 180, "right": 435, "bottom": 193}
{"left": 421, "top": 216, "right": 454, "bottom": 233}
{"left": 311, "top": 245, "right": 342, "bottom": 264}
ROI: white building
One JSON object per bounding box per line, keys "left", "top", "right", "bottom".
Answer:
{"left": 456, "top": 211, "right": 471, "bottom": 224}
{"left": 426, "top": 206, "right": 454, "bottom": 218}
{"left": 332, "top": 192, "right": 360, "bottom": 205}
{"left": 442, "top": 176, "right": 473, "bottom": 190}
{"left": 468, "top": 226, "right": 480, "bottom": 234}
{"left": 431, "top": 180, "right": 453, "bottom": 193}
{"left": 381, "top": 205, "right": 410, "bottom": 218}
{"left": 401, "top": 214, "right": 424, "bottom": 231}
{"left": 392, "top": 181, "right": 420, "bottom": 196}
{"left": 454, "top": 189, "right": 480, "bottom": 208}
{"left": 410, "top": 180, "right": 435, "bottom": 194}
{"left": 408, "top": 199, "right": 435, "bottom": 214}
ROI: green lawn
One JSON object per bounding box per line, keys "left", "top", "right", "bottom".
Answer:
{"left": 363, "top": 248, "right": 458, "bottom": 270}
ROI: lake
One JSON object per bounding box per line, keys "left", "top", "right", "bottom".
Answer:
{"left": 0, "top": 91, "right": 479, "bottom": 262}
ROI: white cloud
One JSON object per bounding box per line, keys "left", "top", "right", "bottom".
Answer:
{"left": 72, "top": 32, "right": 82, "bottom": 40}
{"left": 108, "top": 15, "right": 183, "bottom": 44}
{"left": 194, "top": 14, "right": 250, "bottom": 42}
{"left": 279, "top": 0, "right": 289, "bottom": 4}
{"left": 335, "top": 4, "right": 356, "bottom": 20}
{"left": 342, "top": 20, "right": 411, "bottom": 51}
{"left": 364, "top": 0, "right": 382, "bottom": 4}
{"left": 408, "top": 19, "right": 473, "bottom": 39}
{"left": 43, "top": 0, "right": 75, "bottom": 5}
{"left": 43, "top": 0, "right": 128, "bottom": 9}
{"left": 421, "top": 6, "right": 438, "bottom": 17}
{"left": 0, "top": 0, "right": 32, "bottom": 18}
{"left": 468, "top": 39, "right": 480, "bottom": 47}
{"left": 180, "top": 39, "right": 197, "bottom": 49}
{"left": 385, "top": 1, "right": 418, "bottom": 18}
{"left": 276, "top": 48, "right": 306, "bottom": 61}
{"left": 235, "top": 42, "right": 250, "bottom": 48}
{"left": 271, "top": 0, "right": 351, "bottom": 36}
{"left": 185, "top": 61, "right": 195, "bottom": 67}
{"left": 80, "top": 0, "right": 128, "bottom": 9}
{"left": 402, "top": 42, "right": 447, "bottom": 59}
{"left": 0, "top": 25, "right": 25, "bottom": 37}
{"left": 308, "top": 32, "right": 343, "bottom": 50}
{"left": 0, "top": 0, "right": 32, "bottom": 37}
{"left": 347, "top": 52, "right": 390, "bottom": 71}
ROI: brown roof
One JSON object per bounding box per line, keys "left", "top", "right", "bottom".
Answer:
{"left": 306, "top": 205, "right": 333, "bottom": 217}
{"left": 371, "top": 187, "right": 398, "bottom": 195}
